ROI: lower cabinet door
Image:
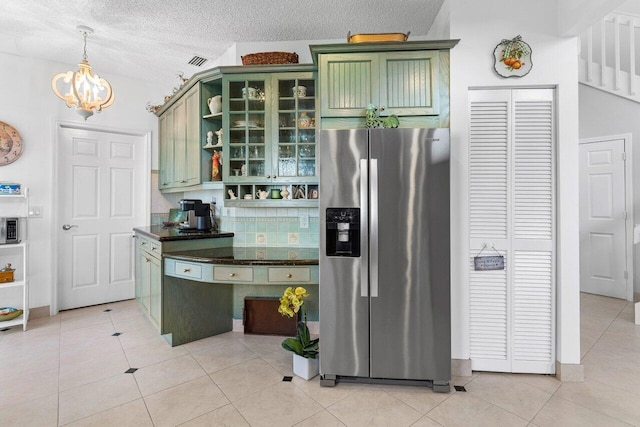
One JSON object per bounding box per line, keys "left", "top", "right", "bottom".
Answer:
{"left": 139, "top": 252, "right": 151, "bottom": 314}
{"left": 149, "top": 256, "right": 162, "bottom": 331}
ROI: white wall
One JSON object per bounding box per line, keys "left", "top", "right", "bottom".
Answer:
{"left": 579, "top": 84, "right": 640, "bottom": 295}
{"left": 449, "top": 0, "right": 582, "bottom": 365}
{"left": 0, "top": 51, "right": 163, "bottom": 311}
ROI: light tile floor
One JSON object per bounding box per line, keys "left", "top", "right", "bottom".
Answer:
{"left": 0, "top": 293, "right": 638, "bottom": 426}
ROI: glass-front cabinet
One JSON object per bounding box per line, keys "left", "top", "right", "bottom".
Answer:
{"left": 225, "top": 75, "right": 270, "bottom": 181}
{"left": 222, "top": 68, "right": 317, "bottom": 205}
{"left": 275, "top": 75, "right": 316, "bottom": 180}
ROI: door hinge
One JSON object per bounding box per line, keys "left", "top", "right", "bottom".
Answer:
{"left": 624, "top": 270, "right": 628, "bottom": 279}
{"left": 625, "top": 211, "right": 628, "bottom": 220}
{"left": 622, "top": 152, "right": 626, "bottom": 161}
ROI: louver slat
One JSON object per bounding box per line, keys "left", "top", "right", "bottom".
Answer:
{"left": 469, "top": 253, "right": 508, "bottom": 362}
{"left": 513, "top": 251, "right": 553, "bottom": 363}
{"left": 469, "top": 101, "right": 508, "bottom": 239}
{"left": 514, "top": 100, "right": 553, "bottom": 240}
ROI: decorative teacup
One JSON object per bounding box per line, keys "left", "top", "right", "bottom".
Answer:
{"left": 292, "top": 85, "right": 307, "bottom": 97}
{"left": 242, "top": 87, "right": 258, "bottom": 100}
{"left": 256, "top": 190, "right": 269, "bottom": 199}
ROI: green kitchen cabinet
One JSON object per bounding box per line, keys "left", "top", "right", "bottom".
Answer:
{"left": 220, "top": 66, "right": 318, "bottom": 206}
{"left": 158, "top": 83, "right": 201, "bottom": 192}
{"left": 311, "top": 40, "right": 458, "bottom": 128}
{"left": 318, "top": 51, "right": 440, "bottom": 118}
{"left": 135, "top": 233, "right": 161, "bottom": 331}
{"left": 223, "top": 72, "right": 271, "bottom": 183}
{"left": 199, "top": 71, "right": 224, "bottom": 187}
{"left": 134, "top": 228, "right": 234, "bottom": 334}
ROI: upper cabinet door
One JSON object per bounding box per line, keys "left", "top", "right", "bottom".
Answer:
{"left": 184, "top": 84, "right": 201, "bottom": 187}
{"left": 274, "top": 73, "right": 317, "bottom": 183}
{"left": 379, "top": 51, "right": 440, "bottom": 116}
{"left": 319, "top": 53, "right": 379, "bottom": 117}
{"left": 225, "top": 75, "right": 271, "bottom": 181}
{"left": 318, "top": 50, "right": 441, "bottom": 120}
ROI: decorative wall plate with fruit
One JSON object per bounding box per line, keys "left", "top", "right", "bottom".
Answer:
{"left": 493, "top": 35, "right": 532, "bottom": 78}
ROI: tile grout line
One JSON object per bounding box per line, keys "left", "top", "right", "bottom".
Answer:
{"left": 581, "top": 298, "right": 631, "bottom": 363}
{"left": 110, "top": 305, "right": 157, "bottom": 427}
{"left": 456, "top": 373, "right": 542, "bottom": 423}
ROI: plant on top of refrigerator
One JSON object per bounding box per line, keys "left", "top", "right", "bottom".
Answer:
{"left": 278, "top": 286, "right": 319, "bottom": 359}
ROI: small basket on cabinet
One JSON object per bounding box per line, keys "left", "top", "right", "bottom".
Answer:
{"left": 241, "top": 51, "right": 299, "bottom": 65}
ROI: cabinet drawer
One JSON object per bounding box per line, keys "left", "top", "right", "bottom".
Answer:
{"left": 138, "top": 236, "right": 161, "bottom": 260}
{"left": 149, "top": 240, "right": 162, "bottom": 256}
{"left": 268, "top": 267, "right": 311, "bottom": 282}
{"left": 174, "top": 261, "right": 203, "bottom": 280}
{"left": 214, "top": 266, "right": 253, "bottom": 282}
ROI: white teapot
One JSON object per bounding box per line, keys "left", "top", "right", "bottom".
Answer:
{"left": 256, "top": 189, "right": 269, "bottom": 199}
{"left": 207, "top": 95, "right": 222, "bottom": 114}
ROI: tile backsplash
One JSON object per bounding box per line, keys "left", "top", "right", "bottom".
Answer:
{"left": 219, "top": 207, "right": 319, "bottom": 248}
{"left": 149, "top": 180, "right": 319, "bottom": 248}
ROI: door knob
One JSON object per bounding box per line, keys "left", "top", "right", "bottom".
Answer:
{"left": 62, "top": 224, "right": 78, "bottom": 231}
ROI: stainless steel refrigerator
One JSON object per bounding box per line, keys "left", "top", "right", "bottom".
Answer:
{"left": 319, "top": 128, "right": 450, "bottom": 392}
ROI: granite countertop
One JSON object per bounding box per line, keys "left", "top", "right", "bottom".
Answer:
{"left": 133, "top": 225, "right": 234, "bottom": 242}
{"left": 164, "top": 246, "right": 319, "bottom": 266}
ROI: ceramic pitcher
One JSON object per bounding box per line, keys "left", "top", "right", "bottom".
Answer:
{"left": 207, "top": 95, "right": 222, "bottom": 114}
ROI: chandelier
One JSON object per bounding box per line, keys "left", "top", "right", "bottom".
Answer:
{"left": 51, "top": 25, "right": 114, "bottom": 120}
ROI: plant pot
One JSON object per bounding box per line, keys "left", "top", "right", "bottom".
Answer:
{"left": 292, "top": 353, "right": 319, "bottom": 380}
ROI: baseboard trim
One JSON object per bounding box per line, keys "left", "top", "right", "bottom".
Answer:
{"left": 29, "top": 306, "right": 50, "bottom": 320}
{"left": 452, "top": 359, "right": 472, "bottom": 377}
{"left": 555, "top": 361, "right": 584, "bottom": 382}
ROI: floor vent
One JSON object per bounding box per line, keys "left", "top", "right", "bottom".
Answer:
{"left": 188, "top": 55, "right": 209, "bottom": 67}
{"left": 454, "top": 385, "right": 466, "bottom": 392}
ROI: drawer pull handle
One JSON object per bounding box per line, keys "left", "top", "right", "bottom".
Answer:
{"left": 229, "top": 273, "right": 236, "bottom": 277}
{"left": 141, "top": 242, "right": 146, "bottom": 245}
{"left": 151, "top": 247, "right": 157, "bottom": 251}
{"left": 144, "top": 258, "right": 150, "bottom": 263}
{"left": 183, "top": 268, "right": 191, "bottom": 273}
{"left": 286, "top": 274, "right": 293, "bottom": 278}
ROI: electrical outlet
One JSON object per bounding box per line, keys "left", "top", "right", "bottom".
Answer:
{"left": 256, "top": 233, "right": 266, "bottom": 244}
{"left": 299, "top": 215, "right": 309, "bottom": 229}
{"left": 288, "top": 233, "right": 299, "bottom": 245}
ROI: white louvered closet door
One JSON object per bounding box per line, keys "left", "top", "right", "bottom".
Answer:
{"left": 468, "top": 88, "right": 555, "bottom": 374}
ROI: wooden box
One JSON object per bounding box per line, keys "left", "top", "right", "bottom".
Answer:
{"left": 244, "top": 297, "right": 298, "bottom": 335}
{"left": 0, "top": 270, "right": 14, "bottom": 283}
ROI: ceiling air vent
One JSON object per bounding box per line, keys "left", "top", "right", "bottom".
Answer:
{"left": 188, "top": 55, "right": 208, "bottom": 67}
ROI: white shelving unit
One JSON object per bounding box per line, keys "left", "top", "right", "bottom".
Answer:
{"left": 0, "top": 188, "right": 29, "bottom": 331}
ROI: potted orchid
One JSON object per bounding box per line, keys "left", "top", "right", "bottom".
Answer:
{"left": 278, "top": 286, "right": 319, "bottom": 379}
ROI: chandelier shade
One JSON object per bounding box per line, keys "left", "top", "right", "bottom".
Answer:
{"left": 51, "top": 26, "right": 114, "bottom": 120}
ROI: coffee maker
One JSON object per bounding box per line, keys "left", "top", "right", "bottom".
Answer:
{"left": 179, "top": 199, "right": 212, "bottom": 231}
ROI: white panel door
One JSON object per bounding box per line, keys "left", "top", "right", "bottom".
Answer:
{"left": 58, "top": 126, "right": 147, "bottom": 310}
{"left": 579, "top": 138, "right": 627, "bottom": 299}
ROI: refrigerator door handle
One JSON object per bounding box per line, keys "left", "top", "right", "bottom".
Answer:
{"left": 370, "top": 158, "right": 379, "bottom": 298}
{"left": 360, "top": 159, "right": 369, "bottom": 298}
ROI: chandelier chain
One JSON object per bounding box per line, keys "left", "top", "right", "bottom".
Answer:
{"left": 82, "top": 31, "right": 88, "bottom": 61}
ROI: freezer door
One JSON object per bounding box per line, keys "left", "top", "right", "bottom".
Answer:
{"left": 368, "top": 128, "right": 451, "bottom": 381}
{"left": 319, "top": 129, "right": 370, "bottom": 378}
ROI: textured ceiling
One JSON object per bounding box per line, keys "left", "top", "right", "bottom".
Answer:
{"left": 0, "top": 0, "right": 445, "bottom": 90}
